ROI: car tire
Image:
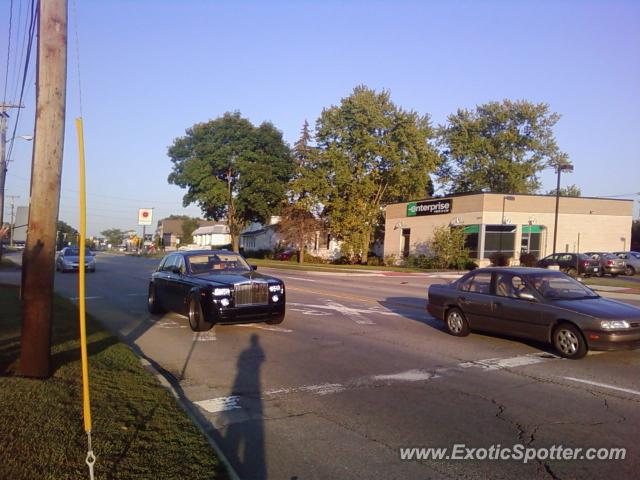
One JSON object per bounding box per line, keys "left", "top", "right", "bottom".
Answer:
{"left": 445, "top": 307, "right": 470, "bottom": 337}
{"left": 266, "top": 313, "right": 285, "bottom": 325}
{"left": 566, "top": 267, "right": 577, "bottom": 278}
{"left": 625, "top": 265, "right": 635, "bottom": 276}
{"left": 188, "top": 294, "right": 213, "bottom": 332}
{"left": 596, "top": 269, "right": 604, "bottom": 278}
{"left": 553, "top": 323, "right": 587, "bottom": 359}
{"left": 611, "top": 273, "right": 618, "bottom": 278}
{"left": 147, "top": 284, "right": 164, "bottom": 314}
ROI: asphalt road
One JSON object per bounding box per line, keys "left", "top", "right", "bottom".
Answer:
{"left": 43, "top": 253, "right": 640, "bottom": 479}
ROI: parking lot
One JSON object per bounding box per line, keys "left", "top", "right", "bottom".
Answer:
{"left": 37, "top": 253, "right": 640, "bottom": 479}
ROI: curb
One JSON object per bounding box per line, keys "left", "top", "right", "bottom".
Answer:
{"left": 137, "top": 356, "right": 241, "bottom": 480}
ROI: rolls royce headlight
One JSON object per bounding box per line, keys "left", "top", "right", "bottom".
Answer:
{"left": 220, "top": 298, "right": 230, "bottom": 307}
{"left": 269, "top": 284, "right": 283, "bottom": 293}
{"left": 213, "top": 288, "right": 231, "bottom": 297}
{"left": 600, "top": 320, "right": 630, "bottom": 330}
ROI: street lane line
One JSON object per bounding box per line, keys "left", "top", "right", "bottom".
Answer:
{"left": 195, "top": 396, "right": 242, "bottom": 413}
{"left": 288, "top": 285, "right": 428, "bottom": 312}
{"left": 234, "top": 324, "right": 293, "bottom": 333}
{"left": 266, "top": 383, "right": 346, "bottom": 396}
{"left": 281, "top": 276, "right": 317, "bottom": 282}
{"left": 561, "top": 377, "right": 640, "bottom": 396}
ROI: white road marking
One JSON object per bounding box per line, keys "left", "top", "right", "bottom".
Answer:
{"left": 287, "top": 300, "right": 405, "bottom": 324}
{"left": 459, "top": 352, "right": 559, "bottom": 370}
{"left": 561, "top": 377, "right": 640, "bottom": 396}
{"left": 155, "top": 320, "right": 187, "bottom": 329}
{"left": 127, "top": 293, "right": 147, "bottom": 297}
{"left": 194, "top": 330, "right": 217, "bottom": 341}
{"left": 373, "top": 369, "right": 440, "bottom": 382}
{"left": 195, "top": 396, "right": 242, "bottom": 413}
{"left": 288, "top": 307, "right": 331, "bottom": 316}
{"left": 234, "top": 323, "right": 293, "bottom": 333}
{"left": 282, "top": 276, "right": 317, "bottom": 282}
{"left": 266, "top": 383, "right": 346, "bottom": 396}
{"left": 70, "top": 296, "right": 102, "bottom": 301}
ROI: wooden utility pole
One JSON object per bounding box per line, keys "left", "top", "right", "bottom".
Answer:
{"left": 19, "top": 0, "right": 68, "bottom": 378}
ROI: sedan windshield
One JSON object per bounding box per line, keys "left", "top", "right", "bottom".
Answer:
{"left": 187, "top": 253, "right": 251, "bottom": 274}
{"left": 527, "top": 273, "right": 598, "bottom": 300}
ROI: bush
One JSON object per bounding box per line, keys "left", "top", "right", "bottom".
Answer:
{"left": 366, "top": 256, "right": 385, "bottom": 267}
{"left": 303, "top": 252, "right": 327, "bottom": 264}
{"left": 518, "top": 252, "right": 538, "bottom": 267}
{"left": 489, "top": 252, "right": 511, "bottom": 266}
{"left": 242, "top": 249, "right": 273, "bottom": 259}
{"left": 464, "top": 260, "right": 479, "bottom": 271}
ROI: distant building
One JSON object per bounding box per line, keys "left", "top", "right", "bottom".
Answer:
{"left": 12, "top": 206, "right": 29, "bottom": 243}
{"left": 192, "top": 224, "right": 231, "bottom": 248}
{"left": 155, "top": 217, "right": 215, "bottom": 249}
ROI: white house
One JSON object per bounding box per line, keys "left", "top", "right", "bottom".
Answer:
{"left": 192, "top": 224, "right": 232, "bottom": 248}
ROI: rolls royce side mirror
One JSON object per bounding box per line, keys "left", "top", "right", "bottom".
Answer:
{"left": 251, "top": 265, "right": 258, "bottom": 271}
{"left": 518, "top": 292, "right": 537, "bottom": 302}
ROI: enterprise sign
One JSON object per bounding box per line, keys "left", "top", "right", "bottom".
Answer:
{"left": 407, "top": 198, "right": 453, "bottom": 217}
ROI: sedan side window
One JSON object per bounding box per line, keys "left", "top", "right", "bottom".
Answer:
{"left": 468, "top": 272, "right": 492, "bottom": 294}
{"left": 457, "top": 275, "right": 474, "bottom": 292}
{"left": 496, "top": 274, "right": 534, "bottom": 299}
{"left": 176, "top": 257, "right": 186, "bottom": 274}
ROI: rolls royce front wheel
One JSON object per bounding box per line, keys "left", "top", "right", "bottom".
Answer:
{"left": 147, "top": 284, "right": 164, "bottom": 314}
{"left": 188, "top": 295, "right": 213, "bottom": 332}
{"left": 266, "top": 312, "right": 285, "bottom": 325}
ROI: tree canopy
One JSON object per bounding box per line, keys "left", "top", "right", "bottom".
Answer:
{"left": 437, "top": 99, "right": 569, "bottom": 194}
{"left": 546, "top": 184, "right": 581, "bottom": 197}
{"left": 100, "top": 228, "right": 126, "bottom": 247}
{"left": 309, "top": 86, "right": 439, "bottom": 261}
{"left": 167, "top": 112, "right": 293, "bottom": 251}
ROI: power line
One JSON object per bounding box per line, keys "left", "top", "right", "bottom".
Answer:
{"left": 5, "top": 0, "right": 37, "bottom": 164}
{"left": 2, "top": 0, "right": 14, "bottom": 107}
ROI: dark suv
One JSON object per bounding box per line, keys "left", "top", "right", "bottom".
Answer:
{"left": 537, "top": 253, "right": 600, "bottom": 277}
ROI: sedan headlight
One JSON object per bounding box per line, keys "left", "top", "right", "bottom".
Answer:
{"left": 213, "top": 288, "right": 231, "bottom": 297}
{"left": 269, "top": 284, "right": 283, "bottom": 293}
{"left": 600, "top": 320, "right": 630, "bottom": 330}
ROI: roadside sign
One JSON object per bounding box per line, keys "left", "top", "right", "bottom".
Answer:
{"left": 138, "top": 208, "right": 153, "bottom": 226}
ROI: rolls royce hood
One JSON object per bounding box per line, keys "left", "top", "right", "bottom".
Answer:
{"left": 191, "top": 271, "right": 277, "bottom": 285}
{"left": 553, "top": 297, "right": 640, "bottom": 320}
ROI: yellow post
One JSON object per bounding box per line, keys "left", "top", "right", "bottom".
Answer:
{"left": 76, "top": 117, "right": 92, "bottom": 434}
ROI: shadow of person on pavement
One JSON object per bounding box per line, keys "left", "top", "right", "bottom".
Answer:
{"left": 218, "top": 333, "right": 267, "bottom": 479}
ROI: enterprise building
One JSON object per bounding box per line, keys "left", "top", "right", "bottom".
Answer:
{"left": 384, "top": 193, "right": 634, "bottom": 265}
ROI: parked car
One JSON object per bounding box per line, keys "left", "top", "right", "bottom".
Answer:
{"left": 274, "top": 249, "right": 296, "bottom": 261}
{"left": 148, "top": 250, "right": 285, "bottom": 331}
{"left": 584, "top": 252, "right": 626, "bottom": 277}
{"left": 537, "top": 253, "right": 600, "bottom": 277}
{"left": 56, "top": 247, "right": 96, "bottom": 273}
{"left": 427, "top": 267, "right": 640, "bottom": 359}
{"left": 613, "top": 251, "right": 640, "bottom": 276}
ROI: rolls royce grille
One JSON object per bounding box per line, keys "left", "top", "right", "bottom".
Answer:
{"left": 234, "top": 282, "right": 269, "bottom": 306}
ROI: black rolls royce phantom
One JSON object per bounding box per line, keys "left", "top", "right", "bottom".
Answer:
{"left": 148, "top": 250, "right": 285, "bottom": 331}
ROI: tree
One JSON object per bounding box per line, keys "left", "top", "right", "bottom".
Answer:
{"left": 181, "top": 217, "right": 199, "bottom": 245}
{"left": 429, "top": 226, "right": 469, "bottom": 269}
{"left": 437, "top": 100, "right": 569, "bottom": 194}
{"left": 277, "top": 204, "right": 321, "bottom": 264}
{"left": 57, "top": 221, "right": 78, "bottom": 250}
{"left": 168, "top": 112, "right": 293, "bottom": 251}
{"left": 100, "top": 228, "right": 126, "bottom": 247}
{"left": 546, "top": 184, "right": 581, "bottom": 197}
{"left": 311, "top": 86, "right": 440, "bottom": 262}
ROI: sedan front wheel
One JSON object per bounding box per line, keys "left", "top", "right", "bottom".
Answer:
{"left": 445, "top": 307, "right": 470, "bottom": 337}
{"left": 553, "top": 323, "right": 587, "bottom": 359}
{"left": 147, "top": 284, "right": 164, "bottom": 314}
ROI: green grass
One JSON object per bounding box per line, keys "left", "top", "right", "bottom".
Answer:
{"left": 0, "top": 285, "right": 228, "bottom": 480}
{"left": 246, "top": 257, "right": 447, "bottom": 273}
{"left": 582, "top": 276, "right": 640, "bottom": 290}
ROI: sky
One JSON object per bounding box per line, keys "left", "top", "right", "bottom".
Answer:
{"left": 1, "top": 0, "right": 639, "bottom": 237}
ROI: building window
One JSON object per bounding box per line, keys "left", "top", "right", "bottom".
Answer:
{"left": 463, "top": 225, "right": 480, "bottom": 259}
{"left": 401, "top": 228, "right": 411, "bottom": 258}
{"left": 484, "top": 225, "right": 516, "bottom": 258}
{"left": 521, "top": 225, "right": 543, "bottom": 259}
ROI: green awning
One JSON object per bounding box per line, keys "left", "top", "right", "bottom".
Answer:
{"left": 463, "top": 224, "right": 480, "bottom": 234}
{"left": 522, "top": 225, "right": 543, "bottom": 234}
